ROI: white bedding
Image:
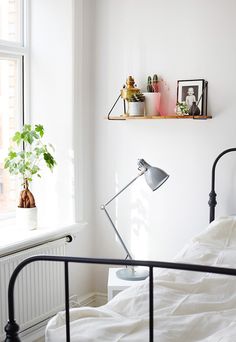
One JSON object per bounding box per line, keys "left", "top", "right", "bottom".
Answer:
{"left": 46, "top": 217, "right": 236, "bottom": 341}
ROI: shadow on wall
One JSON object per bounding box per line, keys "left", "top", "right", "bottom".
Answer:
{"left": 112, "top": 173, "right": 150, "bottom": 260}
{"left": 130, "top": 185, "right": 149, "bottom": 259}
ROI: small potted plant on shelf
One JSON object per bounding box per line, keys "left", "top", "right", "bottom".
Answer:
{"left": 4, "top": 124, "right": 56, "bottom": 230}
{"left": 143, "top": 74, "right": 161, "bottom": 116}
{"left": 128, "top": 93, "right": 145, "bottom": 116}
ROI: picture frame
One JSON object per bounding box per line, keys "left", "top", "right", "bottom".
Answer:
{"left": 177, "top": 79, "right": 207, "bottom": 116}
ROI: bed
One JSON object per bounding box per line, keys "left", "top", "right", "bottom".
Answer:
{"left": 45, "top": 216, "right": 236, "bottom": 342}
{"left": 4, "top": 148, "right": 236, "bottom": 342}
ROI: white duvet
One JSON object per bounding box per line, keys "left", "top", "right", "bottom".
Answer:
{"left": 46, "top": 217, "right": 236, "bottom": 341}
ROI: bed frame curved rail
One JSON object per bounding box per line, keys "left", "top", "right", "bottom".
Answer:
{"left": 209, "top": 148, "right": 236, "bottom": 223}
{"left": 4, "top": 255, "right": 236, "bottom": 342}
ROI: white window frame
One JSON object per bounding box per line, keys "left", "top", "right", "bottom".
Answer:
{"left": 0, "top": 0, "right": 29, "bottom": 115}
{"left": 0, "top": 0, "right": 29, "bottom": 221}
{"left": 0, "top": 0, "right": 26, "bottom": 48}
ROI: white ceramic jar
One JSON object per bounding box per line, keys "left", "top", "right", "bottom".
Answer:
{"left": 143, "top": 92, "right": 161, "bottom": 116}
{"left": 128, "top": 101, "right": 145, "bottom": 116}
{"left": 16, "top": 207, "right": 38, "bottom": 230}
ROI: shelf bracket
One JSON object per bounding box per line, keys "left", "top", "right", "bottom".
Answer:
{"left": 107, "top": 94, "right": 126, "bottom": 120}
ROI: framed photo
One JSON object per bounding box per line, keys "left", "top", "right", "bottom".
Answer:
{"left": 177, "top": 79, "right": 207, "bottom": 116}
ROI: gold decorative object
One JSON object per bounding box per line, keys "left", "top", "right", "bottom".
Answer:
{"left": 107, "top": 76, "right": 141, "bottom": 119}
{"left": 120, "top": 76, "right": 140, "bottom": 101}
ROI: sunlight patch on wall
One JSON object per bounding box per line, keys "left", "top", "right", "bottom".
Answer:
{"left": 130, "top": 179, "right": 150, "bottom": 259}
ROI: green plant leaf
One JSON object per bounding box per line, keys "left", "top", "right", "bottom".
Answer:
{"left": 35, "top": 124, "right": 44, "bottom": 137}
{"left": 19, "top": 151, "right": 25, "bottom": 159}
{"left": 4, "top": 123, "right": 56, "bottom": 181}
{"left": 31, "top": 165, "right": 40, "bottom": 175}
{"left": 23, "top": 124, "right": 31, "bottom": 132}
{"left": 8, "top": 151, "right": 17, "bottom": 159}
{"left": 43, "top": 152, "right": 56, "bottom": 170}
{"left": 4, "top": 160, "right": 10, "bottom": 169}
{"left": 24, "top": 132, "right": 34, "bottom": 144}
{"left": 32, "top": 131, "right": 40, "bottom": 139}
{"left": 12, "top": 131, "right": 21, "bottom": 144}
{"left": 35, "top": 147, "right": 44, "bottom": 157}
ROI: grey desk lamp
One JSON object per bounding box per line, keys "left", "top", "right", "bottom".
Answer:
{"left": 101, "top": 159, "right": 169, "bottom": 281}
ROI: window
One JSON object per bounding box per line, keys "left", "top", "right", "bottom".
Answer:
{"left": 0, "top": 0, "right": 23, "bottom": 44}
{"left": 0, "top": 0, "right": 26, "bottom": 217}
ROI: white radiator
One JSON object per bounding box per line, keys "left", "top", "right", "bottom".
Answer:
{"left": 0, "top": 238, "right": 68, "bottom": 341}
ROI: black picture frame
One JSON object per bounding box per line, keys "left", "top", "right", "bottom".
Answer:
{"left": 177, "top": 79, "right": 207, "bottom": 116}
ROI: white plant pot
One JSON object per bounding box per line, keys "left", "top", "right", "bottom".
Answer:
{"left": 143, "top": 92, "right": 161, "bottom": 116}
{"left": 128, "top": 102, "right": 145, "bottom": 116}
{"left": 16, "top": 207, "right": 38, "bottom": 230}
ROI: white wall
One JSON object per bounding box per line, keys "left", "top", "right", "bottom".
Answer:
{"left": 30, "top": 0, "right": 94, "bottom": 297}
{"left": 93, "top": 0, "right": 236, "bottom": 292}
{"left": 30, "top": 0, "right": 74, "bottom": 226}
{"left": 28, "top": 0, "right": 236, "bottom": 297}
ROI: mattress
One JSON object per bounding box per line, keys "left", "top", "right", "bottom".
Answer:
{"left": 46, "top": 216, "right": 236, "bottom": 341}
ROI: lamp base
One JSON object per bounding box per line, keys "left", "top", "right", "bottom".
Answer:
{"left": 116, "top": 267, "right": 149, "bottom": 281}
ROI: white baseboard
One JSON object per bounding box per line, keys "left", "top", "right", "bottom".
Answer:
{"left": 18, "top": 292, "right": 107, "bottom": 342}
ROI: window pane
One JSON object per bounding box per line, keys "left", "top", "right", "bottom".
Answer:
{"left": 0, "top": 57, "right": 21, "bottom": 215}
{"left": 0, "top": 0, "right": 22, "bottom": 44}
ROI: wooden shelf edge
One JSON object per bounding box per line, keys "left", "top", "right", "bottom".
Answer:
{"left": 107, "top": 115, "right": 212, "bottom": 120}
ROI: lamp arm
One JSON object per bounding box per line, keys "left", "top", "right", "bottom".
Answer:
{"left": 101, "top": 170, "right": 145, "bottom": 260}
{"left": 102, "top": 207, "right": 133, "bottom": 260}
{"left": 103, "top": 171, "right": 145, "bottom": 207}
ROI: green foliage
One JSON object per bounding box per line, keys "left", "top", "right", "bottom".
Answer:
{"left": 4, "top": 124, "right": 56, "bottom": 182}
{"left": 129, "top": 93, "right": 145, "bottom": 102}
{"left": 147, "top": 74, "right": 159, "bottom": 92}
{"left": 176, "top": 101, "right": 189, "bottom": 115}
{"left": 153, "top": 74, "right": 158, "bottom": 83}
{"left": 147, "top": 76, "right": 153, "bottom": 92}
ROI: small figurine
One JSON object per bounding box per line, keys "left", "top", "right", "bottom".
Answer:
{"left": 120, "top": 76, "right": 140, "bottom": 101}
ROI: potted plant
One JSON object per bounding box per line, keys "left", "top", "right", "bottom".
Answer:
{"left": 4, "top": 124, "right": 56, "bottom": 230}
{"left": 128, "top": 93, "right": 145, "bottom": 116}
{"left": 143, "top": 74, "right": 161, "bottom": 116}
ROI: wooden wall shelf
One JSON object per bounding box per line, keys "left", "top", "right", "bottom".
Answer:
{"left": 108, "top": 115, "right": 212, "bottom": 120}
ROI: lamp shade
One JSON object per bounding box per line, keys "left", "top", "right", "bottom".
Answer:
{"left": 138, "top": 159, "right": 169, "bottom": 191}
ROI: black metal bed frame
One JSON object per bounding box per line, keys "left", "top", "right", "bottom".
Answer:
{"left": 4, "top": 148, "right": 236, "bottom": 342}
{"left": 208, "top": 147, "right": 236, "bottom": 223}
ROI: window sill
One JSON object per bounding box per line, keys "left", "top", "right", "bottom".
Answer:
{"left": 0, "top": 221, "right": 87, "bottom": 257}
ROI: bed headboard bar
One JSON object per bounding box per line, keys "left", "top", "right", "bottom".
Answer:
{"left": 209, "top": 148, "right": 236, "bottom": 223}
